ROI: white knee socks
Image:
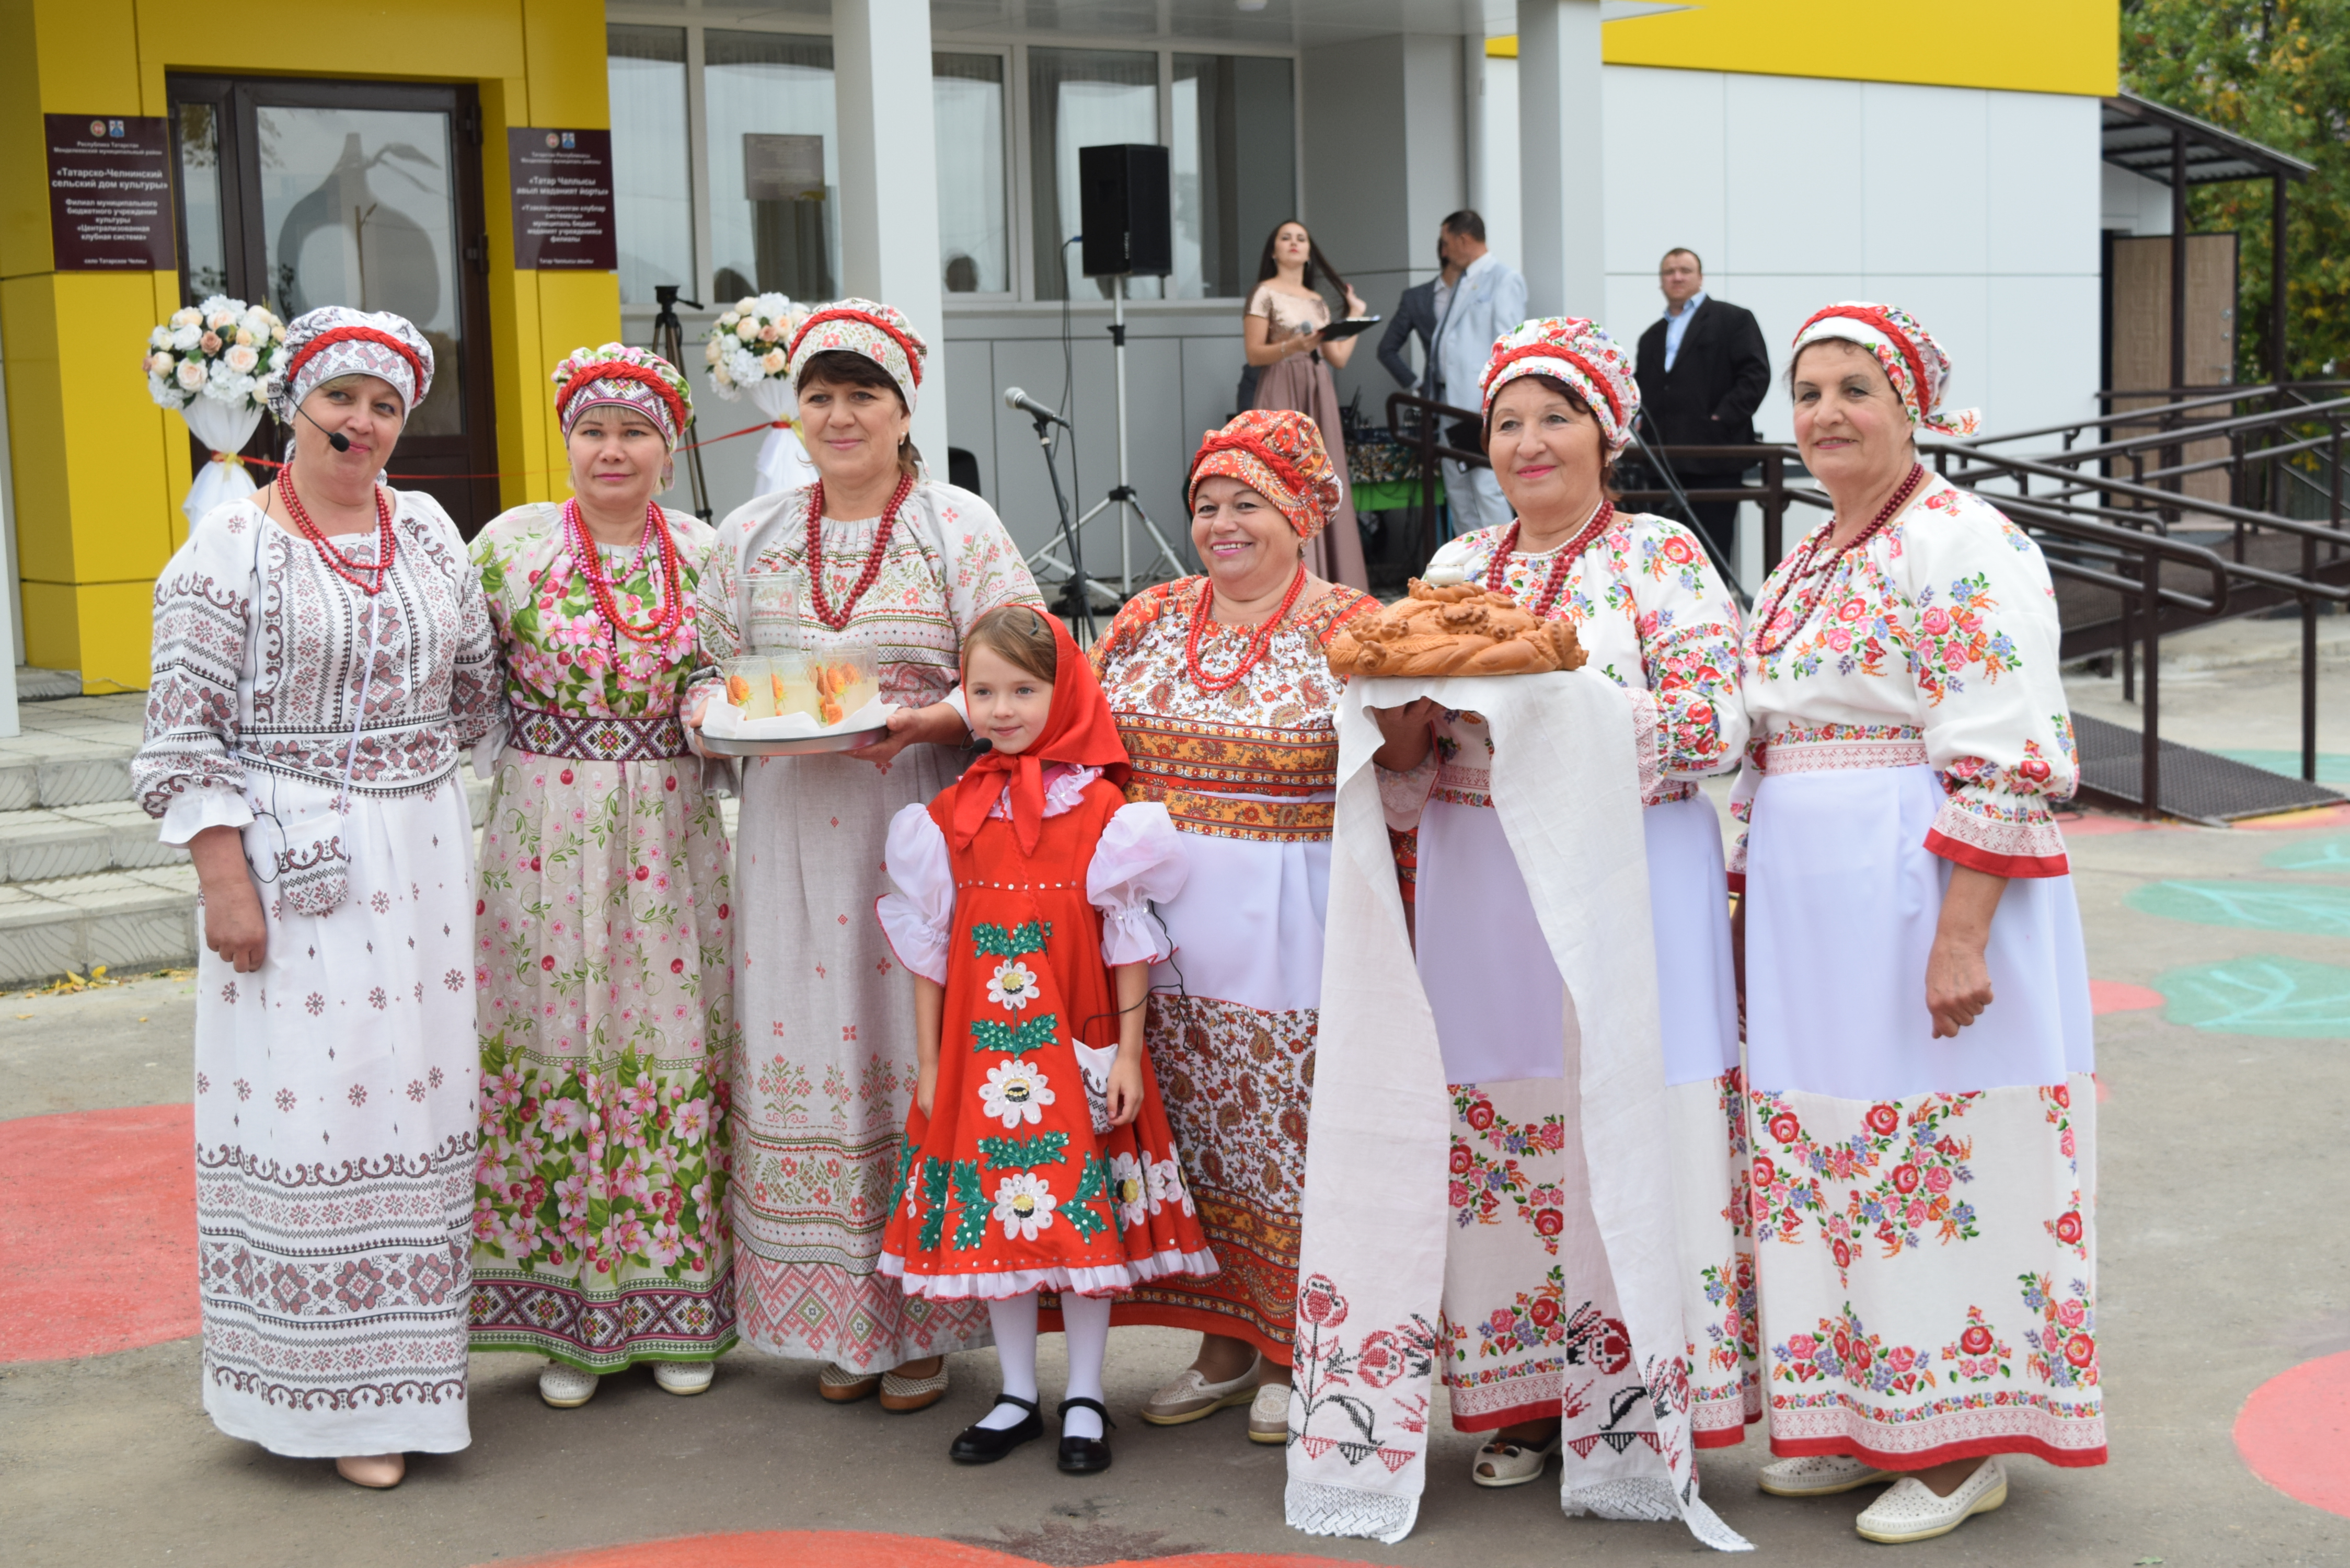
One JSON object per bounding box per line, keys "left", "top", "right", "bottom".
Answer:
{"left": 980, "top": 1293, "right": 1040, "bottom": 1430}
{"left": 1060, "top": 1292, "right": 1112, "bottom": 1441}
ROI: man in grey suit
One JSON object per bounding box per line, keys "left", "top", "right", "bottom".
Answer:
{"left": 1426, "top": 210, "right": 1527, "bottom": 535}
{"left": 1378, "top": 241, "right": 1458, "bottom": 396}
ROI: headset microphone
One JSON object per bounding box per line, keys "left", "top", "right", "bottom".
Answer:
{"left": 299, "top": 405, "right": 353, "bottom": 453}
{"left": 969, "top": 737, "right": 995, "bottom": 754}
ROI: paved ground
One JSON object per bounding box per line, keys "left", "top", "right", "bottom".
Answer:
{"left": 3, "top": 627, "right": 2347, "bottom": 1566}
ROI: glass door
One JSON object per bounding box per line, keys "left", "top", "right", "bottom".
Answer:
{"left": 168, "top": 75, "right": 499, "bottom": 533}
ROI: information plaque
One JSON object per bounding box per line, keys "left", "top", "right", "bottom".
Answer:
{"left": 508, "top": 128, "right": 617, "bottom": 271}
{"left": 46, "top": 114, "right": 175, "bottom": 271}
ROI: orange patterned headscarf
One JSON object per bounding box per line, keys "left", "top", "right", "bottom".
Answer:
{"left": 1185, "top": 408, "right": 1345, "bottom": 541}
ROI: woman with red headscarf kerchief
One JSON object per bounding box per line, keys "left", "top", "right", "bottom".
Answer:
{"left": 132, "top": 306, "right": 498, "bottom": 1488}
{"left": 873, "top": 605, "right": 1211, "bottom": 1473}
{"left": 465, "top": 345, "right": 739, "bottom": 1410}
{"left": 1733, "top": 304, "right": 2096, "bottom": 1545}
{"left": 684, "top": 299, "right": 1044, "bottom": 1414}
{"left": 1351, "top": 315, "right": 1753, "bottom": 1513}
{"left": 1085, "top": 409, "right": 1377, "bottom": 1444}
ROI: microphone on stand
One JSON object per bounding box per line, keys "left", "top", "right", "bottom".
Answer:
{"left": 1002, "top": 387, "right": 1071, "bottom": 430}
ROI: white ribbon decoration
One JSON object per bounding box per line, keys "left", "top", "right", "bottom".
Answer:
{"left": 179, "top": 398, "right": 266, "bottom": 527}
{"left": 745, "top": 376, "right": 819, "bottom": 499}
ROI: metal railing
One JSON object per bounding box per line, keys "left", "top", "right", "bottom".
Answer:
{"left": 1375, "top": 382, "right": 2349, "bottom": 818}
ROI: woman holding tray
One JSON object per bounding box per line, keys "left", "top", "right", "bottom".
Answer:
{"left": 467, "top": 344, "right": 738, "bottom": 1408}
{"left": 1087, "top": 408, "right": 1376, "bottom": 1444}
{"left": 1245, "top": 221, "right": 1372, "bottom": 591}
{"left": 1733, "top": 304, "right": 2098, "bottom": 1545}
{"left": 1365, "top": 317, "right": 1756, "bottom": 1500}
{"left": 687, "top": 298, "right": 1044, "bottom": 1413}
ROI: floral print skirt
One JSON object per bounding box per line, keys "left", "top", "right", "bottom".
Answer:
{"left": 467, "top": 748, "right": 739, "bottom": 1371}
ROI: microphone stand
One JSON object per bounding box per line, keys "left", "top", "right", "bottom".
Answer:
{"left": 1628, "top": 408, "right": 1746, "bottom": 604}
{"left": 1026, "top": 406, "right": 1096, "bottom": 643}
{"left": 652, "top": 284, "right": 714, "bottom": 521}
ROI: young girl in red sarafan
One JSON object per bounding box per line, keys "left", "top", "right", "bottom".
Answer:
{"left": 877, "top": 605, "right": 1215, "bottom": 1473}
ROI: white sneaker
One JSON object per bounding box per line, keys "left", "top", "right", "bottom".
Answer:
{"left": 654, "top": 1362, "right": 715, "bottom": 1396}
{"left": 1139, "top": 1359, "right": 1261, "bottom": 1426}
{"left": 1854, "top": 1459, "right": 2008, "bottom": 1544}
{"left": 1759, "top": 1452, "right": 1893, "bottom": 1497}
{"left": 1246, "top": 1381, "right": 1293, "bottom": 1445}
{"left": 538, "top": 1362, "right": 601, "bottom": 1408}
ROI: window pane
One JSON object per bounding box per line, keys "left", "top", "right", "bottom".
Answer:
{"left": 1172, "top": 54, "right": 1295, "bottom": 301}
{"left": 254, "top": 105, "right": 466, "bottom": 437}
{"left": 175, "top": 102, "right": 227, "bottom": 303}
{"left": 706, "top": 30, "right": 837, "bottom": 306}
{"left": 934, "top": 54, "right": 1007, "bottom": 294}
{"left": 1027, "top": 48, "right": 1157, "bottom": 302}
{"left": 607, "top": 26, "right": 694, "bottom": 306}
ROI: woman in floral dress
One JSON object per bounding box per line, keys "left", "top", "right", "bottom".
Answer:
{"left": 1368, "top": 318, "right": 1754, "bottom": 1491}
{"left": 1088, "top": 409, "right": 1376, "bottom": 1444}
{"left": 688, "top": 299, "right": 1043, "bottom": 1412}
{"left": 1735, "top": 304, "right": 2098, "bottom": 1545}
{"left": 135, "top": 308, "right": 496, "bottom": 1489}
{"left": 466, "top": 345, "right": 737, "bottom": 1406}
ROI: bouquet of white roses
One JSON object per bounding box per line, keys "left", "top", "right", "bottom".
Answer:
{"left": 143, "top": 297, "right": 286, "bottom": 525}
{"left": 704, "top": 293, "right": 818, "bottom": 498}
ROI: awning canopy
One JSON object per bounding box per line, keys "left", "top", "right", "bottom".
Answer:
{"left": 2101, "top": 90, "right": 2313, "bottom": 186}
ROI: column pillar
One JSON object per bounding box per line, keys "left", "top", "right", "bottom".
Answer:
{"left": 1516, "top": 0, "right": 1604, "bottom": 319}
{"left": 832, "top": 0, "right": 948, "bottom": 461}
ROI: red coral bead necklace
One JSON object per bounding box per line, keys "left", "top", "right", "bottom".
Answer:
{"left": 804, "top": 471, "right": 914, "bottom": 629}
{"left": 1186, "top": 562, "right": 1309, "bottom": 693}
{"left": 1486, "top": 498, "right": 1615, "bottom": 620}
{"left": 1750, "top": 462, "right": 1925, "bottom": 659}
{"left": 277, "top": 472, "right": 395, "bottom": 595}
{"left": 564, "top": 498, "right": 683, "bottom": 643}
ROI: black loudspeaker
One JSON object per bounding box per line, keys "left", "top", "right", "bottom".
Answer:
{"left": 1078, "top": 143, "right": 1172, "bottom": 279}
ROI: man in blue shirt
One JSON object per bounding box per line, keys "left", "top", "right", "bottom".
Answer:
{"left": 1427, "top": 211, "right": 1527, "bottom": 536}
{"left": 1633, "top": 248, "right": 1770, "bottom": 562}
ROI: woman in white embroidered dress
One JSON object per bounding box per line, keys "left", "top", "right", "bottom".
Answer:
{"left": 686, "top": 299, "right": 1043, "bottom": 1413}
{"left": 1367, "top": 317, "right": 1754, "bottom": 1491}
{"left": 467, "top": 346, "right": 737, "bottom": 1407}
{"left": 1734, "top": 303, "right": 2098, "bottom": 1546}
{"left": 134, "top": 308, "right": 496, "bottom": 1489}
{"left": 1088, "top": 409, "right": 1376, "bottom": 1444}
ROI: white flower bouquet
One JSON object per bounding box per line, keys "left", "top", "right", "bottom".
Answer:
{"left": 705, "top": 294, "right": 819, "bottom": 498}
{"left": 143, "top": 297, "right": 287, "bottom": 526}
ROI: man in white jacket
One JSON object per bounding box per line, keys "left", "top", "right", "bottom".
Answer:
{"left": 1427, "top": 210, "right": 1528, "bottom": 536}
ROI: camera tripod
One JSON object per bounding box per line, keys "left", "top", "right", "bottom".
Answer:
{"left": 652, "top": 284, "right": 714, "bottom": 521}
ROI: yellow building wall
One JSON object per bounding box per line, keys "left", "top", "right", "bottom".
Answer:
{"left": 1490, "top": 0, "right": 2119, "bottom": 98}
{"left": 0, "top": 0, "right": 618, "bottom": 692}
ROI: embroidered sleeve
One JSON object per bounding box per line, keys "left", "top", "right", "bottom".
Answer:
{"left": 133, "top": 513, "right": 254, "bottom": 825}
{"left": 1628, "top": 517, "right": 1748, "bottom": 788}
{"left": 1902, "top": 491, "right": 2076, "bottom": 877}
{"left": 1376, "top": 750, "right": 1439, "bottom": 832}
{"left": 931, "top": 485, "right": 1045, "bottom": 643}
{"left": 1725, "top": 737, "right": 1761, "bottom": 893}
{"left": 413, "top": 497, "right": 498, "bottom": 749}
{"left": 874, "top": 803, "right": 955, "bottom": 985}
{"left": 687, "top": 513, "right": 745, "bottom": 706}
{"left": 1088, "top": 581, "right": 1181, "bottom": 681}
{"left": 1088, "top": 802, "right": 1189, "bottom": 966}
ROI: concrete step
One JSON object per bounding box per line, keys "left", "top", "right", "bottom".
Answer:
{"left": 0, "top": 866, "right": 201, "bottom": 985}
{"left": 0, "top": 802, "right": 189, "bottom": 882}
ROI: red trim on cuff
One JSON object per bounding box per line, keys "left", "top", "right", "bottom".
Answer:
{"left": 1923, "top": 829, "right": 2069, "bottom": 879}
{"left": 1726, "top": 870, "right": 1747, "bottom": 894}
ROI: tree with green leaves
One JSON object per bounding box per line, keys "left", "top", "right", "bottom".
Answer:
{"left": 2122, "top": 0, "right": 2350, "bottom": 381}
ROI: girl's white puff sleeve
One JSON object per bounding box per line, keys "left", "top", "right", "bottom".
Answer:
{"left": 876, "top": 803, "right": 956, "bottom": 985}
{"left": 1088, "top": 802, "right": 1188, "bottom": 966}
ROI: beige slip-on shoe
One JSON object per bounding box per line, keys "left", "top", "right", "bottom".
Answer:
{"left": 1246, "top": 1381, "right": 1293, "bottom": 1445}
{"left": 1759, "top": 1452, "right": 1893, "bottom": 1497}
{"left": 1854, "top": 1459, "right": 2008, "bottom": 1544}
{"left": 1139, "top": 1358, "right": 1262, "bottom": 1426}
{"left": 879, "top": 1364, "right": 951, "bottom": 1412}
{"left": 817, "top": 1361, "right": 882, "bottom": 1403}
{"left": 538, "top": 1362, "right": 601, "bottom": 1409}
{"left": 654, "top": 1361, "right": 715, "bottom": 1396}
{"left": 1472, "top": 1430, "right": 1563, "bottom": 1488}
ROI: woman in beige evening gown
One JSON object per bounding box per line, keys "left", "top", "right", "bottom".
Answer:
{"left": 1243, "top": 220, "right": 1370, "bottom": 591}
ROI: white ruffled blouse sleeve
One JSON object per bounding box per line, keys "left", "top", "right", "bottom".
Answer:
{"left": 876, "top": 802, "right": 956, "bottom": 984}
{"left": 1087, "top": 801, "right": 1188, "bottom": 966}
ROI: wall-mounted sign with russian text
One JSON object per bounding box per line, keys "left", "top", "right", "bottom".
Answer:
{"left": 507, "top": 128, "right": 617, "bottom": 270}
{"left": 46, "top": 114, "right": 175, "bottom": 271}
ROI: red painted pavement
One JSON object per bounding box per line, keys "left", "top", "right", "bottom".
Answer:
{"left": 0, "top": 1103, "right": 197, "bottom": 1361}
{"left": 497, "top": 1533, "right": 1376, "bottom": 1568}
{"left": 2089, "top": 979, "right": 2164, "bottom": 1015}
{"left": 2235, "top": 1351, "right": 2350, "bottom": 1517}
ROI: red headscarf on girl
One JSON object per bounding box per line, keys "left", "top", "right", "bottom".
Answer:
{"left": 948, "top": 609, "right": 1131, "bottom": 856}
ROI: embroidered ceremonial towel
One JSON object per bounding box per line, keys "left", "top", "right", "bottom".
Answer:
{"left": 1284, "top": 670, "right": 1750, "bottom": 1551}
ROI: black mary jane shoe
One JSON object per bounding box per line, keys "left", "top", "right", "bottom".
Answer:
{"left": 949, "top": 1394, "right": 1043, "bottom": 1463}
{"left": 1056, "top": 1396, "right": 1117, "bottom": 1474}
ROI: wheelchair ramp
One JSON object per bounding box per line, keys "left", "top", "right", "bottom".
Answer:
{"left": 2072, "top": 713, "right": 2345, "bottom": 825}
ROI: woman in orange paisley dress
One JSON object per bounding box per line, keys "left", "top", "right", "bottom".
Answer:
{"left": 1087, "top": 409, "right": 1375, "bottom": 1444}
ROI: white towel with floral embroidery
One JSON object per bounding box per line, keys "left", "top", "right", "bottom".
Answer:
{"left": 1286, "top": 669, "right": 1749, "bottom": 1551}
